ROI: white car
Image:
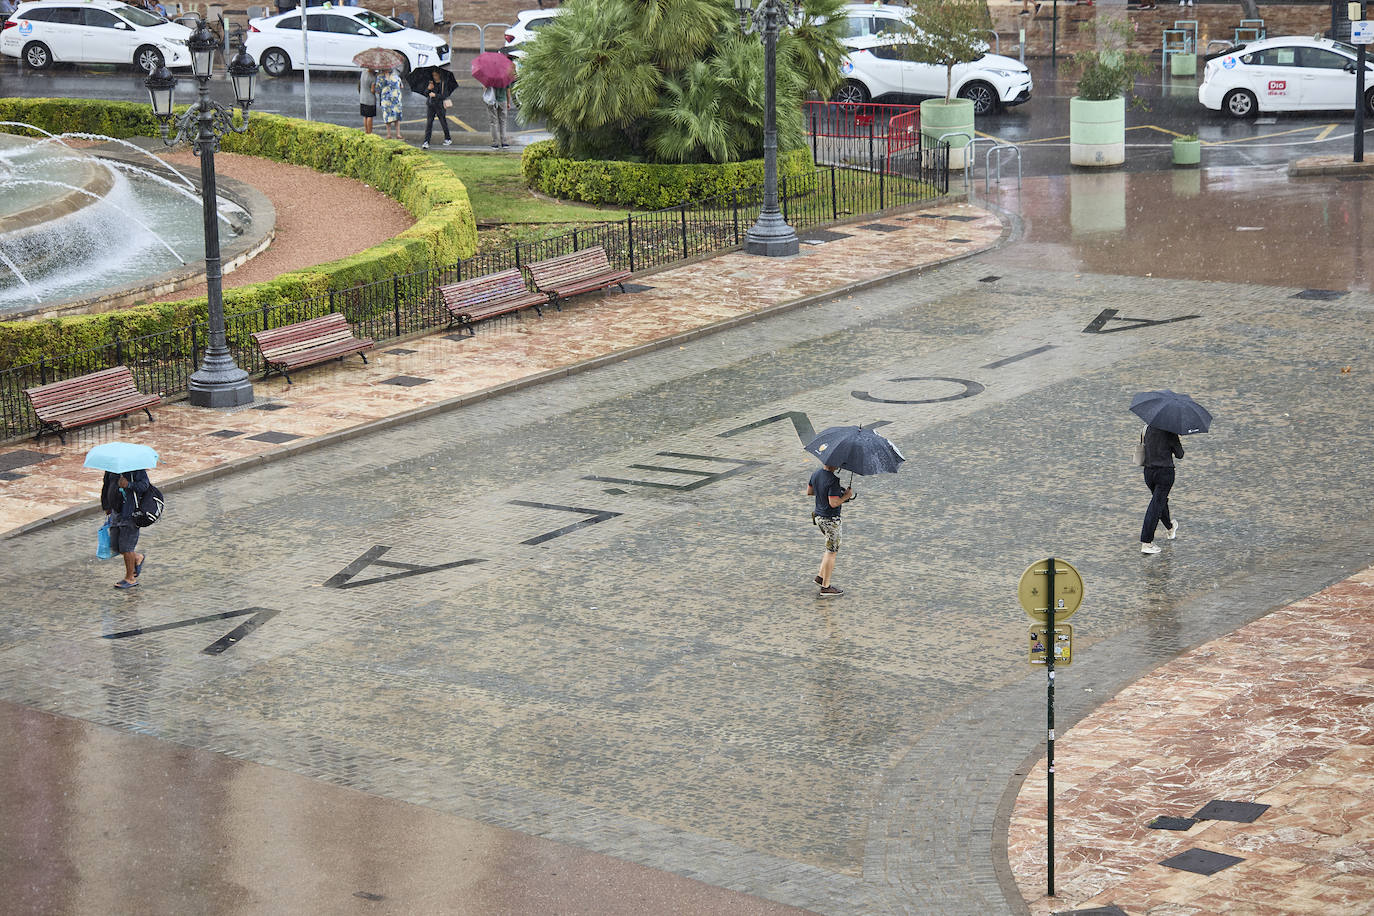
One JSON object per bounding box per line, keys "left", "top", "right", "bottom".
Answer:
{"left": 1199, "top": 35, "right": 1374, "bottom": 118}
{"left": 502, "top": 7, "right": 562, "bottom": 57}
{"left": 245, "top": 6, "right": 448, "bottom": 77}
{"left": 0, "top": 0, "right": 191, "bottom": 72}
{"left": 837, "top": 2, "right": 913, "bottom": 47}
{"left": 834, "top": 35, "right": 1031, "bottom": 115}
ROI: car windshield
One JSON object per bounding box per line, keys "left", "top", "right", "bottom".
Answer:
{"left": 115, "top": 4, "right": 165, "bottom": 26}
{"left": 353, "top": 10, "right": 402, "bottom": 33}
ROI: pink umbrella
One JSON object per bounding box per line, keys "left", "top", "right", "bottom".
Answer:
{"left": 471, "top": 52, "right": 516, "bottom": 88}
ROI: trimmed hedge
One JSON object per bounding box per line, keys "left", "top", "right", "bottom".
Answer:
{"left": 521, "top": 140, "right": 815, "bottom": 210}
{"left": 0, "top": 98, "right": 477, "bottom": 369}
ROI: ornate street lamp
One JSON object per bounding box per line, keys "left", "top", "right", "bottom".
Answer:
{"left": 736, "top": 0, "right": 799, "bottom": 257}
{"left": 144, "top": 19, "right": 259, "bottom": 408}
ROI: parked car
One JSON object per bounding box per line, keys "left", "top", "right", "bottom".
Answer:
{"left": 245, "top": 6, "right": 449, "bottom": 77}
{"left": 0, "top": 0, "right": 191, "bottom": 72}
{"left": 1199, "top": 35, "right": 1374, "bottom": 118}
{"left": 837, "top": 2, "right": 913, "bottom": 47}
{"left": 834, "top": 35, "right": 1031, "bottom": 115}
{"left": 502, "top": 7, "right": 562, "bottom": 58}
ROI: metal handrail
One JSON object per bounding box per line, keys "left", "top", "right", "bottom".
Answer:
{"left": 983, "top": 29, "right": 1000, "bottom": 54}
{"left": 938, "top": 131, "right": 975, "bottom": 192}
{"left": 985, "top": 143, "right": 1022, "bottom": 193}
{"left": 447, "top": 21, "right": 511, "bottom": 53}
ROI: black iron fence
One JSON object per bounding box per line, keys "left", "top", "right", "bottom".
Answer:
{"left": 1, "top": 157, "right": 949, "bottom": 442}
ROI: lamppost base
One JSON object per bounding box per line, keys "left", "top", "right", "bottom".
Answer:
{"left": 187, "top": 368, "right": 255, "bottom": 408}
{"left": 744, "top": 214, "right": 799, "bottom": 258}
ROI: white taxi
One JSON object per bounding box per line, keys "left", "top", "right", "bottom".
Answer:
{"left": 1199, "top": 35, "right": 1374, "bottom": 118}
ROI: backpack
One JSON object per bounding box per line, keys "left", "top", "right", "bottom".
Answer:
{"left": 131, "top": 483, "right": 165, "bottom": 528}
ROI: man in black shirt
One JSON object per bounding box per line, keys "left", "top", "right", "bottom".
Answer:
{"left": 807, "top": 463, "right": 853, "bottom": 596}
{"left": 1140, "top": 425, "right": 1184, "bottom": 554}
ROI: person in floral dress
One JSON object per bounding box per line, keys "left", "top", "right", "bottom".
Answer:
{"left": 377, "top": 67, "right": 404, "bottom": 140}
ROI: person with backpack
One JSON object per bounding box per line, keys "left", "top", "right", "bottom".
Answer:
{"left": 101, "top": 469, "right": 151, "bottom": 589}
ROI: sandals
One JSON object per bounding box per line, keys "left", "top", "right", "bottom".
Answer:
{"left": 134, "top": 555, "right": 145, "bottom": 577}
{"left": 114, "top": 580, "right": 139, "bottom": 590}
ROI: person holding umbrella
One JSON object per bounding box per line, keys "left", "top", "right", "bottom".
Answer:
{"left": 471, "top": 52, "right": 516, "bottom": 149}
{"left": 1130, "top": 390, "right": 1211, "bottom": 555}
{"left": 85, "top": 443, "right": 158, "bottom": 589}
{"left": 416, "top": 68, "right": 456, "bottom": 149}
{"left": 803, "top": 425, "right": 904, "bottom": 597}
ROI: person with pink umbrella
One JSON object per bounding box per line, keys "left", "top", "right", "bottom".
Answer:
{"left": 471, "top": 52, "right": 516, "bottom": 149}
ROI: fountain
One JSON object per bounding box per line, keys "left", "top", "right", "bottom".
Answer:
{"left": 0, "top": 126, "right": 272, "bottom": 319}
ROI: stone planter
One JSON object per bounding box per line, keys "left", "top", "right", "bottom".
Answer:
{"left": 1172, "top": 136, "right": 1201, "bottom": 168}
{"left": 920, "top": 98, "right": 975, "bottom": 171}
{"left": 1069, "top": 96, "right": 1125, "bottom": 168}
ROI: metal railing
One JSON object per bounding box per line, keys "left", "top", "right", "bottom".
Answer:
{"left": 0, "top": 159, "right": 949, "bottom": 441}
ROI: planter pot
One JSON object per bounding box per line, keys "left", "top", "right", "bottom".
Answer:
{"left": 1170, "top": 52, "right": 1197, "bottom": 77}
{"left": 920, "top": 98, "right": 975, "bottom": 171}
{"left": 1069, "top": 96, "right": 1125, "bottom": 168}
{"left": 1172, "top": 137, "right": 1201, "bottom": 168}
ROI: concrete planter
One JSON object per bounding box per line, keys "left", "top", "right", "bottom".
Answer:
{"left": 1170, "top": 53, "right": 1197, "bottom": 77}
{"left": 1172, "top": 137, "right": 1201, "bottom": 168}
{"left": 1069, "top": 96, "right": 1125, "bottom": 168}
{"left": 920, "top": 98, "right": 975, "bottom": 170}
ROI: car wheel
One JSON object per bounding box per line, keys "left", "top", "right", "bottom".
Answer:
{"left": 135, "top": 45, "right": 164, "bottom": 74}
{"left": 1223, "top": 88, "right": 1257, "bottom": 119}
{"left": 1365, "top": 87, "right": 1374, "bottom": 117}
{"left": 832, "top": 80, "right": 870, "bottom": 105}
{"left": 22, "top": 42, "right": 52, "bottom": 71}
{"left": 261, "top": 47, "right": 291, "bottom": 77}
{"left": 957, "top": 81, "right": 998, "bottom": 116}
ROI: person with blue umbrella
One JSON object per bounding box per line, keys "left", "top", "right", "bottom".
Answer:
{"left": 1129, "top": 390, "right": 1212, "bottom": 556}
{"left": 84, "top": 442, "right": 158, "bottom": 589}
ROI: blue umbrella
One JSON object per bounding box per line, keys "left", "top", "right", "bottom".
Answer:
{"left": 83, "top": 442, "right": 159, "bottom": 474}
{"left": 1129, "top": 390, "right": 1213, "bottom": 435}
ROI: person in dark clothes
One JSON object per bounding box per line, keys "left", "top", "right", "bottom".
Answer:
{"left": 101, "top": 469, "right": 150, "bottom": 588}
{"left": 420, "top": 70, "right": 452, "bottom": 149}
{"left": 807, "top": 463, "right": 853, "bottom": 596}
{"left": 1139, "top": 424, "right": 1183, "bottom": 554}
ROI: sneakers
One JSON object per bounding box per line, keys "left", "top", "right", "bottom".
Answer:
{"left": 421, "top": 141, "right": 430, "bottom": 149}
{"left": 818, "top": 585, "right": 844, "bottom": 597}
{"left": 442, "top": 138, "right": 452, "bottom": 146}
{"left": 1166, "top": 520, "right": 1179, "bottom": 540}
{"left": 814, "top": 575, "right": 824, "bottom": 585}
{"left": 1141, "top": 542, "right": 1162, "bottom": 555}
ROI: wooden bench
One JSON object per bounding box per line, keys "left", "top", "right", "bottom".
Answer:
{"left": 439, "top": 268, "right": 549, "bottom": 337}
{"left": 251, "top": 312, "right": 374, "bottom": 384}
{"left": 525, "top": 246, "right": 631, "bottom": 310}
{"left": 24, "top": 366, "right": 160, "bottom": 444}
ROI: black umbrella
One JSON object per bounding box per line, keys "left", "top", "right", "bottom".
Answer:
{"left": 804, "top": 426, "right": 905, "bottom": 476}
{"left": 407, "top": 66, "right": 458, "bottom": 99}
{"left": 1129, "top": 389, "right": 1213, "bottom": 435}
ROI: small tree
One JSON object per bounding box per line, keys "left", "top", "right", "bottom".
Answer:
{"left": 1073, "top": 19, "right": 1151, "bottom": 102}
{"left": 901, "top": 0, "right": 992, "bottom": 103}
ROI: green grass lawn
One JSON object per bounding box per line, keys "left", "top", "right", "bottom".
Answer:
{"left": 428, "top": 150, "right": 629, "bottom": 227}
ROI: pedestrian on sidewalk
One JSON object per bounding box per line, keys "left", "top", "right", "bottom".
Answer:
{"left": 378, "top": 66, "right": 404, "bottom": 140}
{"left": 421, "top": 69, "right": 453, "bottom": 149}
{"left": 1139, "top": 424, "right": 1183, "bottom": 554}
{"left": 101, "top": 470, "right": 150, "bottom": 589}
{"left": 484, "top": 84, "right": 510, "bottom": 148}
{"left": 359, "top": 68, "right": 378, "bottom": 134}
{"left": 808, "top": 463, "right": 853, "bottom": 597}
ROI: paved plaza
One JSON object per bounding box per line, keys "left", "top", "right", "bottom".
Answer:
{"left": 2, "top": 170, "right": 1374, "bottom": 915}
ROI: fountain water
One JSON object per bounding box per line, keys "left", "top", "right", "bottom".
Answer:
{"left": 0, "top": 125, "right": 259, "bottom": 317}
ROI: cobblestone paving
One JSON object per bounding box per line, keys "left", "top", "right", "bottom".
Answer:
{"left": 2, "top": 249, "right": 1372, "bottom": 913}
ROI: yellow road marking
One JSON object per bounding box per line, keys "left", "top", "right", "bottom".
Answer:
{"left": 1315, "top": 123, "right": 1338, "bottom": 142}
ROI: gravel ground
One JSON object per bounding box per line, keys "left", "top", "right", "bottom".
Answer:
{"left": 163, "top": 151, "right": 414, "bottom": 300}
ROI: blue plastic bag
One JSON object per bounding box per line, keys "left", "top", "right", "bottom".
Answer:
{"left": 97, "top": 522, "right": 115, "bottom": 560}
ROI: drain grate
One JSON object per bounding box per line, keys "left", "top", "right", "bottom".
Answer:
{"left": 208, "top": 429, "right": 246, "bottom": 439}
{"left": 1053, "top": 906, "right": 1129, "bottom": 916}
{"left": 1160, "top": 848, "right": 1244, "bottom": 875}
{"left": 253, "top": 402, "right": 289, "bottom": 411}
{"left": 245, "top": 431, "right": 303, "bottom": 444}
{"left": 380, "top": 375, "right": 432, "bottom": 387}
{"left": 859, "top": 222, "right": 904, "bottom": 233}
{"left": 802, "top": 229, "right": 855, "bottom": 243}
{"left": 384, "top": 347, "right": 419, "bottom": 355}
{"left": 0, "top": 449, "right": 55, "bottom": 472}
{"left": 1148, "top": 815, "right": 1198, "bottom": 831}
{"left": 1292, "top": 289, "right": 1348, "bottom": 301}
{"left": 979, "top": 275, "right": 1001, "bottom": 283}
{"left": 1193, "top": 800, "right": 1269, "bottom": 823}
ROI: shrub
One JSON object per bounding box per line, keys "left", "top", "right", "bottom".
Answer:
{"left": 521, "top": 140, "right": 814, "bottom": 209}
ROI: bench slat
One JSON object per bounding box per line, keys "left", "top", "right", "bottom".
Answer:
{"left": 526, "top": 247, "right": 629, "bottom": 306}
{"left": 439, "top": 268, "right": 548, "bottom": 334}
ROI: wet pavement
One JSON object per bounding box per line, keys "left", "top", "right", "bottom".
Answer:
{"left": 4, "top": 155, "right": 1374, "bottom": 913}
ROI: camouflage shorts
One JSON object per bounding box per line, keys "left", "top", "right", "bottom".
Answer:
{"left": 816, "top": 516, "right": 841, "bottom": 553}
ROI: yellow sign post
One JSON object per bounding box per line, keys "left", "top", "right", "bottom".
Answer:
{"left": 1016, "top": 557, "right": 1084, "bottom": 899}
